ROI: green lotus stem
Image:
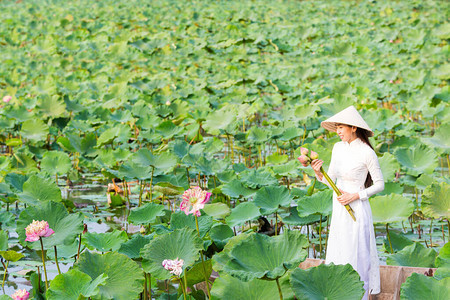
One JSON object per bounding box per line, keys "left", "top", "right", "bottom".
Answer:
{"left": 148, "top": 273, "right": 152, "bottom": 300}
{"left": 180, "top": 277, "right": 187, "bottom": 300}
{"left": 447, "top": 155, "right": 450, "bottom": 176}
{"left": 195, "top": 215, "right": 211, "bottom": 299}
{"left": 77, "top": 233, "right": 82, "bottom": 261}
{"left": 386, "top": 223, "right": 393, "bottom": 254}
{"left": 183, "top": 271, "right": 188, "bottom": 300}
{"left": 1, "top": 260, "right": 9, "bottom": 291}
{"left": 39, "top": 237, "right": 49, "bottom": 290}
{"left": 429, "top": 219, "right": 433, "bottom": 248}
{"left": 258, "top": 145, "right": 263, "bottom": 167}
{"left": 149, "top": 167, "right": 154, "bottom": 202}
{"left": 275, "top": 213, "right": 278, "bottom": 236}
{"left": 138, "top": 180, "right": 144, "bottom": 207}
{"left": 275, "top": 277, "right": 283, "bottom": 300}
{"left": 143, "top": 272, "right": 148, "bottom": 300}
{"left": 319, "top": 214, "right": 322, "bottom": 256}
{"left": 320, "top": 166, "right": 356, "bottom": 222}
{"left": 54, "top": 246, "right": 61, "bottom": 275}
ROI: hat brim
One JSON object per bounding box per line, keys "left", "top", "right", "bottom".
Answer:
{"left": 320, "top": 106, "right": 374, "bottom": 137}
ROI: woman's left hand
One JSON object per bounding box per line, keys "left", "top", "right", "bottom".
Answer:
{"left": 337, "top": 191, "right": 359, "bottom": 206}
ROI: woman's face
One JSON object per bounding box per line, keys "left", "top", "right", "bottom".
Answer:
{"left": 336, "top": 124, "right": 356, "bottom": 143}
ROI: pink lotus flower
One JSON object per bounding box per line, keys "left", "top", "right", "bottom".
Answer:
{"left": 297, "top": 155, "right": 310, "bottom": 167}
{"left": 11, "top": 289, "right": 29, "bottom": 300}
{"left": 300, "top": 147, "right": 309, "bottom": 155}
{"left": 3, "top": 95, "right": 11, "bottom": 103}
{"left": 180, "top": 187, "right": 211, "bottom": 217}
{"left": 25, "top": 220, "right": 54, "bottom": 242}
{"left": 162, "top": 258, "right": 184, "bottom": 276}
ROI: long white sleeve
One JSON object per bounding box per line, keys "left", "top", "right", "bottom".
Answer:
{"left": 358, "top": 149, "right": 384, "bottom": 201}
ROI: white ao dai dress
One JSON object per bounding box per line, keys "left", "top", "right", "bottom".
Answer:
{"left": 317, "top": 138, "right": 384, "bottom": 298}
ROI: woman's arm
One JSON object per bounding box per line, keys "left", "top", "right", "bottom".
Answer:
{"left": 358, "top": 150, "right": 385, "bottom": 201}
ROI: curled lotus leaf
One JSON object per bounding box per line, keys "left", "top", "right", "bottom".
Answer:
{"left": 290, "top": 263, "right": 364, "bottom": 300}
{"left": 296, "top": 190, "right": 332, "bottom": 217}
{"left": 223, "top": 231, "right": 308, "bottom": 281}
{"left": 386, "top": 243, "right": 437, "bottom": 268}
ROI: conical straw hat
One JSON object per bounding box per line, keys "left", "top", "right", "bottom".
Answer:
{"left": 321, "top": 105, "right": 374, "bottom": 136}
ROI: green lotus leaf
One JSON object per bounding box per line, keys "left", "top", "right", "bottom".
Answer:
{"left": 221, "top": 179, "right": 257, "bottom": 198}
{"left": 400, "top": 273, "right": 449, "bottom": 300}
{"left": 296, "top": 190, "right": 333, "bottom": 217}
{"left": 133, "top": 149, "right": 178, "bottom": 171}
{"left": 153, "top": 182, "right": 185, "bottom": 196}
{"left": 213, "top": 233, "right": 252, "bottom": 273}
{"left": 203, "top": 106, "right": 237, "bottom": 135}
{"left": 223, "top": 231, "right": 308, "bottom": 281}
{"left": 83, "top": 230, "right": 128, "bottom": 252}
{"left": 47, "top": 239, "right": 82, "bottom": 260}
{"left": 20, "top": 119, "right": 49, "bottom": 142}
{"left": 128, "top": 203, "right": 166, "bottom": 225}
{"left": 386, "top": 243, "right": 437, "bottom": 268}
{"left": 435, "top": 242, "right": 450, "bottom": 280}
{"left": 194, "top": 156, "right": 228, "bottom": 175}
{"left": 17, "top": 175, "right": 62, "bottom": 205}
{"left": 422, "top": 182, "right": 450, "bottom": 219}
{"left": 185, "top": 259, "right": 213, "bottom": 288}
{"left": 46, "top": 269, "right": 108, "bottom": 300}
{"left": 254, "top": 185, "right": 293, "bottom": 214}
{"left": 382, "top": 231, "right": 414, "bottom": 253}
{"left": 17, "top": 201, "right": 84, "bottom": 250}
{"left": 378, "top": 182, "right": 404, "bottom": 196}
{"left": 0, "top": 250, "right": 24, "bottom": 262}
{"left": 279, "top": 127, "right": 304, "bottom": 141}
{"left": 0, "top": 295, "right": 11, "bottom": 300}
{"left": 118, "top": 234, "right": 153, "bottom": 259}
{"left": 394, "top": 145, "right": 439, "bottom": 176}
{"left": 0, "top": 230, "right": 7, "bottom": 251}
{"left": 270, "top": 161, "right": 298, "bottom": 177}
{"left": 415, "top": 174, "right": 435, "bottom": 190}
{"left": 155, "top": 120, "right": 184, "bottom": 139}
{"left": 379, "top": 152, "right": 400, "bottom": 182}
{"left": 240, "top": 169, "right": 278, "bottom": 188}
{"left": 75, "top": 251, "right": 144, "bottom": 300}
{"left": 225, "top": 202, "right": 261, "bottom": 227}
{"left": 283, "top": 206, "right": 323, "bottom": 226}
{"left": 290, "top": 263, "right": 365, "bottom": 300}
{"left": 246, "top": 127, "right": 269, "bottom": 144}
{"left": 202, "top": 203, "right": 231, "bottom": 219}
{"left": 41, "top": 151, "right": 72, "bottom": 176}
{"left": 117, "top": 160, "right": 152, "bottom": 180}
{"left": 211, "top": 272, "right": 294, "bottom": 300}
{"left": 38, "top": 95, "right": 66, "bottom": 118}
{"left": 96, "top": 127, "right": 120, "bottom": 147}
{"left": 421, "top": 124, "right": 450, "bottom": 154}
{"left": 169, "top": 211, "right": 213, "bottom": 239}
{"left": 140, "top": 228, "right": 203, "bottom": 280}
{"left": 210, "top": 224, "right": 234, "bottom": 249}
{"left": 370, "top": 194, "right": 414, "bottom": 223}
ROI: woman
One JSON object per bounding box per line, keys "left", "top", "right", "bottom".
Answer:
{"left": 311, "top": 105, "right": 384, "bottom": 299}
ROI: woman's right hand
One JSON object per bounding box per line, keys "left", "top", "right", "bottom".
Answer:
{"left": 310, "top": 159, "right": 323, "bottom": 176}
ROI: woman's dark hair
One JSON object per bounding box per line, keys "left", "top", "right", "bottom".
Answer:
{"left": 355, "top": 127, "right": 373, "bottom": 188}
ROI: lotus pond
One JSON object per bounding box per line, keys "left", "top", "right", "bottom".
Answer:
{"left": 0, "top": 0, "right": 449, "bottom": 299}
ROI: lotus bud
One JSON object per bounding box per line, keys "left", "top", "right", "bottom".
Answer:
{"left": 300, "top": 147, "right": 309, "bottom": 155}
{"left": 310, "top": 151, "right": 319, "bottom": 160}
{"left": 3, "top": 95, "right": 11, "bottom": 103}
{"left": 297, "top": 155, "right": 310, "bottom": 167}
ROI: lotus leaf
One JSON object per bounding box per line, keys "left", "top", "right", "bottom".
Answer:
{"left": 283, "top": 206, "right": 323, "bottom": 226}
{"left": 18, "top": 175, "right": 62, "bottom": 205}
{"left": 221, "top": 179, "right": 257, "bottom": 198}
{"left": 270, "top": 161, "right": 299, "bottom": 177}
{"left": 185, "top": 260, "right": 213, "bottom": 288}
{"left": 223, "top": 231, "right": 308, "bottom": 281}
{"left": 117, "top": 160, "right": 152, "bottom": 180}
{"left": 75, "top": 251, "right": 144, "bottom": 300}
{"left": 378, "top": 152, "right": 400, "bottom": 182}
{"left": 20, "top": 119, "right": 49, "bottom": 142}
{"left": 240, "top": 169, "right": 278, "bottom": 189}
{"left": 370, "top": 194, "right": 414, "bottom": 223}
{"left": 169, "top": 211, "right": 213, "bottom": 239}
{"left": 296, "top": 190, "right": 333, "bottom": 217}
{"left": 0, "top": 230, "right": 7, "bottom": 251}
{"left": 394, "top": 144, "right": 438, "bottom": 176}
{"left": 17, "top": 201, "right": 84, "bottom": 250}
{"left": 41, "top": 151, "right": 72, "bottom": 176}
{"left": 202, "top": 203, "right": 231, "bottom": 219}
{"left": 246, "top": 127, "right": 269, "bottom": 144}
{"left": 422, "top": 182, "right": 450, "bottom": 219}
{"left": 254, "top": 185, "right": 293, "bottom": 214}
{"left": 46, "top": 269, "right": 108, "bottom": 300}
{"left": 203, "top": 106, "right": 237, "bottom": 135}
{"left": 128, "top": 202, "right": 165, "bottom": 225}
{"left": 210, "top": 224, "right": 234, "bottom": 249}
{"left": 38, "top": 95, "right": 66, "bottom": 118}
{"left": 290, "top": 263, "right": 364, "bottom": 300}
{"left": 211, "top": 273, "right": 294, "bottom": 300}
{"left": 83, "top": 230, "right": 128, "bottom": 253}
{"left": 435, "top": 242, "right": 450, "bottom": 280}
{"left": 382, "top": 231, "right": 414, "bottom": 253}
{"left": 400, "top": 273, "right": 449, "bottom": 300}
{"left": 386, "top": 243, "right": 437, "bottom": 268}
{"left": 225, "top": 202, "right": 261, "bottom": 227}
{"left": 421, "top": 123, "right": 450, "bottom": 154}
{"left": 140, "top": 228, "right": 203, "bottom": 280}
{"left": 0, "top": 250, "right": 24, "bottom": 262}
{"left": 118, "top": 234, "right": 153, "bottom": 260}
{"left": 213, "top": 233, "right": 252, "bottom": 273}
